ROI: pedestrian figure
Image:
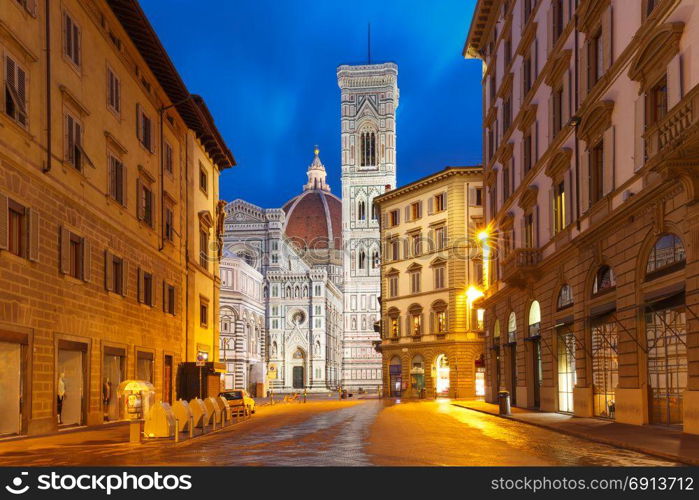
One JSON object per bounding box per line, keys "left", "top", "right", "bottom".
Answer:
{"left": 303, "top": 388, "right": 307, "bottom": 403}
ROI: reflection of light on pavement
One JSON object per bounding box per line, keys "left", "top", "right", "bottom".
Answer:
{"left": 395, "top": 399, "right": 401, "bottom": 404}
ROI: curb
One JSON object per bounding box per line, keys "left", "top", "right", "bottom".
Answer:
{"left": 452, "top": 403, "right": 698, "bottom": 466}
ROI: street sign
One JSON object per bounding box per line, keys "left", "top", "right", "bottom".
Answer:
{"left": 196, "top": 353, "right": 206, "bottom": 367}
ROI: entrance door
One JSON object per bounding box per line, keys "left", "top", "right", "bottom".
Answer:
{"left": 591, "top": 315, "right": 618, "bottom": 419}
{"left": 508, "top": 344, "right": 517, "bottom": 406}
{"left": 0, "top": 342, "right": 21, "bottom": 435}
{"left": 389, "top": 358, "right": 402, "bottom": 397}
{"left": 646, "top": 301, "right": 687, "bottom": 425}
{"left": 434, "top": 354, "right": 450, "bottom": 396}
{"left": 293, "top": 366, "right": 304, "bottom": 389}
{"left": 58, "top": 348, "right": 85, "bottom": 427}
{"left": 532, "top": 338, "right": 542, "bottom": 408}
{"left": 103, "top": 351, "right": 125, "bottom": 421}
{"left": 557, "top": 327, "right": 576, "bottom": 413}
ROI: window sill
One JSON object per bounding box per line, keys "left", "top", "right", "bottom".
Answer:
{"left": 0, "top": 113, "right": 32, "bottom": 140}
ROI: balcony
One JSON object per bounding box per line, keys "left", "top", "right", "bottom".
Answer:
{"left": 645, "top": 84, "right": 699, "bottom": 163}
{"left": 501, "top": 248, "right": 542, "bottom": 287}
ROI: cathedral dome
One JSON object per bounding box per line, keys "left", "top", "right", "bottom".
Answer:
{"left": 282, "top": 147, "right": 342, "bottom": 250}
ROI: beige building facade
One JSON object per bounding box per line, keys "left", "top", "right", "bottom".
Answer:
{"left": 375, "top": 167, "right": 485, "bottom": 399}
{"left": 0, "top": 0, "right": 233, "bottom": 435}
{"left": 466, "top": 0, "right": 699, "bottom": 433}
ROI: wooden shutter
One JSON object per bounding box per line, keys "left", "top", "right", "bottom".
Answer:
{"left": 151, "top": 275, "right": 157, "bottom": 307}
{"left": 82, "top": 238, "right": 91, "bottom": 282}
{"left": 603, "top": 126, "right": 615, "bottom": 196}
{"left": 162, "top": 281, "right": 168, "bottom": 313}
{"left": 667, "top": 53, "right": 683, "bottom": 109}
{"left": 634, "top": 97, "right": 645, "bottom": 172}
{"left": 468, "top": 186, "right": 476, "bottom": 206}
{"left": 136, "top": 103, "right": 142, "bottom": 142}
{"left": 121, "top": 259, "right": 128, "bottom": 297}
{"left": 28, "top": 208, "right": 39, "bottom": 262}
{"left": 105, "top": 250, "right": 113, "bottom": 291}
{"left": 65, "top": 114, "right": 73, "bottom": 162}
{"left": 136, "top": 178, "right": 143, "bottom": 220}
{"left": 580, "top": 150, "right": 590, "bottom": 213}
{"left": 564, "top": 169, "right": 573, "bottom": 227}
{"left": 404, "top": 206, "right": 410, "bottom": 222}
{"left": 0, "top": 193, "right": 7, "bottom": 250}
{"left": 602, "top": 5, "right": 613, "bottom": 73}
{"left": 579, "top": 41, "right": 589, "bottom": 102}
{"left": 60, "top": 227, "right": 70, "bottom": 274}
{"left": 26, "top": 0, "right": 38, "bottom": 16}
{"left": 137, "top": 267, "right": 144, "bottom": 303}
{"left": 122, "top": 163, "right": 128, "bottom": 207}
{"left": 417, "top": 201, "right": 423, "bottom": 218}
{"left": 442, "top": 190, "right": 448, "bottom": 209}
{"left": 427, "top": 197, "right": 434, "bottom": 215}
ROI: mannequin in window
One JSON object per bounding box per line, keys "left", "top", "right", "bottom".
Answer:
{"left": 103, "top": 377, "right": 112, "bottom": 420}
{"left": 57, "top": 372, "right": 66, "bottom": 424}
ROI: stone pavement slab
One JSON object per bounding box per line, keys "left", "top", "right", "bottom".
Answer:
{"left": 453, "top": 400, "right": 699, "bottom": 466}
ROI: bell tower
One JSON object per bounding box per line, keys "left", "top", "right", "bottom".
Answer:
{"left": 337, "top": 62, "right": 398, "bottom": 391}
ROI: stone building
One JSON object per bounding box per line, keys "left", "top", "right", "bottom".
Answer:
{"left": 219, "top": 255, "right": 265, "bottom": 394}
{"left": 375, "top": 167, "right": 486, "bottom": 398}
{"left": 0, "top": 0, "right": 233, "bottom": 436}
{"left": 338, "top": 63, "right": 398, "bottom": 391}
{"left": 221, "top": 150, "right": 343, "bottom": 393}
{"left": 465, "top": 0, "right": 699, "bottom": 433}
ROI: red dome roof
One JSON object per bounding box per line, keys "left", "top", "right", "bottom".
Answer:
{"left": 283, "top": 190, "right": 342, "bottom": 250}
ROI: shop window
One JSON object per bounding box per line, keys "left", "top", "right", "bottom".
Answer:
{"left": 646, "top": 234, "right": 685, "bottom": 279}
{"left": 528, "top": 300, "right": 541, "bottom": 337}
{"left": 507, "top": 311, "right": 517, "bottom": 343}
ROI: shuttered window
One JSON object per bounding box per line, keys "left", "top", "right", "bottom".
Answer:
{"left": 108, "top": 154, "right": 125, "bottom": 205}
{"left": 164, "top": 142, "right": 173, "bottom": 173}
{"left": 63, "top": 12, "right": 81, "bottom": 67}
{"left": 5, "top": 55, "right": 27, "bottom": 127}
{"left": 107, "top": 68, "right": 120, "bottom": 113}
{"left": 65, "top": 113, "right": 83, "bottom": 170}
{"left": 136, "top": 104, "right": 154, "bottom": 152}
{"left": 104, "top": 251, "right": 125, "bottom": 295}
{"left": 60, "top": 227, "right": 89, "bottom": 281}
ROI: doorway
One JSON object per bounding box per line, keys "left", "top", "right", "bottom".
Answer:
{"left": 532, "top": 338, "right": 542, "bottom": 408}
{"left": 410, "top": 355, "right": 425, "bottom": 397}
{"left": 293, "top": 366, "right": 305, "bottom": 389}
{"left": 557, "top": 326, "right": 576, "bottom": 413}
{"left": 389, "top": 356, "right": 402, "bottom": 397}
{"left": 591, "top": 314, "right": 618, "bottom": 419}
{"left": 646, "top": 297, "right": 687, "bottom": 426}
{"left": 434, "top": 354, "right": 450, "bottom": 396}
{"left": 0, "top": 341, "right": 23, "bottom": 436}
{"left": 57, "top": 342, "right": 87, "bottom": 427}
{"left": 507, "top": 343, "right": 517, "bottom": 406}
{"left": 103, "top": 347, "right": 125, "bottom": 421}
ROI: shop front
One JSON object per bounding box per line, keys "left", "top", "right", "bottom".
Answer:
{"left": 389, "top": 356, "right": 402, "bottom": 397}
{"left": 410, "top": 355, "right": 425, "bottom": 398}
{"left": 57, "top": 339, "right": 88, "bottom": 427}
{"left": 0, "top": 335, "right": 27, "bottom": 436}
{"left": 102, "top": 346, "right": 126, "bottom": 422}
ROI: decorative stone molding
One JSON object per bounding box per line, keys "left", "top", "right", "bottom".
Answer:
{"left": 497, "top": 72, "right": 514, "bottom": 100}
{"left": 545, "top": 148, "right": 572, "bottom": 179}
{"left": 518, "top": 186, "right": 539, "bottom": 210}
{"left": 579, "top": 100, "right": 614, "bottom": 145}
{"left": 628, "top": 22, "right": 684, "bottom": 93}
{"left": 497, "top": 142, "right": 514, "bottom": 164}
{"left": 518, "top": 104, "right": 538, "bottom": 132}
{"left": 517, "top": 22, "right": 538, "bottom": 57}
{"left": 545, "top": 50, "right": 572, "bottom": 88}
{"left": 578, "top": 0, "right": 610, "bottom": 35}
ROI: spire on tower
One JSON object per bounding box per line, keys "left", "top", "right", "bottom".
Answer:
{"left": 304, "top": 145, "right": 331, "bottom": 192}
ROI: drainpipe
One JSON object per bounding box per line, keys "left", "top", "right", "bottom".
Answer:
{"left": 42, "top": 0, "right": 52, "bottom": 173}
{"left": 573, "top": 1, "right": 581, "bottom": 230}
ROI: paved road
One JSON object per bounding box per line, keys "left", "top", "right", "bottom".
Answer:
{"left": 0, "top": 400, "right": 679, "bottom": 466}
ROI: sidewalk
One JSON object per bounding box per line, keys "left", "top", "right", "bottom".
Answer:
{"left": 453, "top": 400, "right": 699, "bottom": 466}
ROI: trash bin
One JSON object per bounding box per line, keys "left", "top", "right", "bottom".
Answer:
{"left": 498, "top": 390, "right": 511, "bottom": 415}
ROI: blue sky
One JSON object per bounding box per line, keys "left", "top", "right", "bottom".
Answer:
{"left": 140, "top": 0, "right": 481, "bottom": 208}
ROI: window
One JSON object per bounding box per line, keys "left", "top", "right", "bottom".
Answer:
{"left": 360, "top": 131, "right": 376, "bottom": 166}
{"left": 646, "top": 75, "right": 668, "bottom": 127}
{"left": 136, "top": 105, "right": 153, "bottom": 152}
{"left": 4, "top": 56, "right": 27, "bottom": 127}
{"left": 489, "top": 72, "right": 496, "bottom": 106}
{"left": 358, "top": 249, "right": 366, "bottom": 269}
{"left": 409, "top": 306, "right": 422, "bottom": 336}
{"left": 389, "top": 210, "right": 400, "bottom": 227}
{"left": 435, "top": 226, "right": 447, "bottom": 250}
{"left": 645, "top": 0, "right": 659, "bottom": 18}
{"left": 592, "top": 265, "right": 616, "bottom": 296}
{"left": 435, "top": 310, "right": 447, "bottom": 334}
{"left": 164, "top": 142, "right": 174, "bottom": 174}
{"left": 523, "top": 131, "right": 533, "bottom": 173}
{"left": 164, "top": 204, "right": 174, "bottom": 242}
{"left": 434, "top": 265, "right": 446, "bottom": 289}
{"left": 63, "top": 12, "right": 81, "bottom": 67}
{"left": 528, "top": 300, "right": 541, "bottom": 337}
{"left": 388, "top": 275, "right": 398, "bottom": 297}
{"left": 475, "top": 187, "right": 483, "bottom": 206}
{"left": 503, "top": 163, "right": 511, "bottom": 199}
{"left": 590, "top": 141, "right": 604, "bottom": 204}
{"left": 69, "top": 233, "right": 83, "bottom": 279}
{"left": 108, "top": 154, "right": 124, "bottom": 204}
{"left": 507, "top": 312, "right": 517, "bottom": 343}
{"left": 390, "top": 316, "right": 399, "bottom": 338}
{"left": 557, "top": 284, "right": 573, "bottom": 309}
{"left": 107, "top": 68, "right": 120, "bottom": 114}
{"left": 411, "top": 233, "right": 421, "bottom": 256}
{"left": 589, "top": 30, "right": 603, "bottom": 87}
{"left": 107, "top": 254, "right": 124, "bottom": 295}
{"left": 390, "top": 238, "right": 400, "bottom": 260}
{"left": 646, "top": 234, "right": 685, "bottom": 277}
{"left": 523, "top": 55, "right": 532, "bottom": 96}
{"left": 138, "top": 181, "right": 154, "bottom": 227}
{"left": 199, "top": 227, "right": 209, "bottom": 268}
{"left": 200, "top": 300, "right": 209, "bottom": 327}
{"left": 489, "top": 185, "right": 497, "bottom": 218}
{"left": 65, "top": 113, "right": 83, "bottom": 170}
{"left": 410, "top": 202, "right": 422, "bottom": 220}
{"left": 503, "top": 93, "right": 512, "bottom": 132}
{"left": 372, "top": 250, "right": 380, "bottom": 269}
{"left": 358, "top": 200, "right": 366, "bottom": 221}
{"left": 410, "top": 270, "right": 421, "bottom": 294}
{"left": 553, "top": 180, "right": 565, "bottom": 234}
{"left": 523, "top": 0, "right": 533, "bottom": 23}
{"left": 372, "top": 203, "right": 379, "bottom": 220}
{"left": 142, "top": 271, "right": 153, "bottom": 306}
{"left": 60, "top": 227, "right": 89, "bottom": 281}
{"left": 504, "top": 38, "right": 512, "bottom": 67}
{"left": 552, "top": 0, "right": 564, "bottom": 42}
{"left": 553, "top": 86, "right": 563, "bottom": 137}
{"left": 166, "top": 284, "right": 175, "bottom": 315}
{"left": 434, "top": 192, "right": 446, "bottom": 212}
{"left": 524, "top": 212, "right": 535, "bottom": 248}
{"left": 7, "top": 199, "right": 26, "bottom": 258}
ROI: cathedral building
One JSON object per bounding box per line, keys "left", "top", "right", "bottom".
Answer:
{"left": 220, "top": 62, "right": 398, "bottom": 394}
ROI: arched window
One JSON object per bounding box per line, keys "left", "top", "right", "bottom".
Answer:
{"left": 408, "top": 304, "right": 423, "bottom": 337}
{"left": 360, "top": 131, "right": 376, "bottom": 166}
{"left": 646, "top": 233, "right": 685, "bottom": 277}
{"left": 507, "top": 312, "right": 517, "bottom": 343}
{"left": 592, "top": 265, "right": 616, "bottom": 296}
{"left": 358, "top": 250, "right": 366, "bottom": 269}
{"left": 372, "top": 203, "right": 379, "bottom": 220}
{"left": 528, "top": 301, "right": 541, "bottom": 337}
{"left": 387, "top": 307, "right": 401, "bottom": 338}
{"left": 358, "top": 200, "right": 366, "bottom": 221}
{"left": 431, "top": 300, "right": 448, "bottom": 334}
{"left": 557, "top": 284, "right": 573, "bottom": 309}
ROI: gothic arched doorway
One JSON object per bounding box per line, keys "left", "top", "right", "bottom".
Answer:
{"left": 291, "top": 348, "right": 306, "bottom": 389}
